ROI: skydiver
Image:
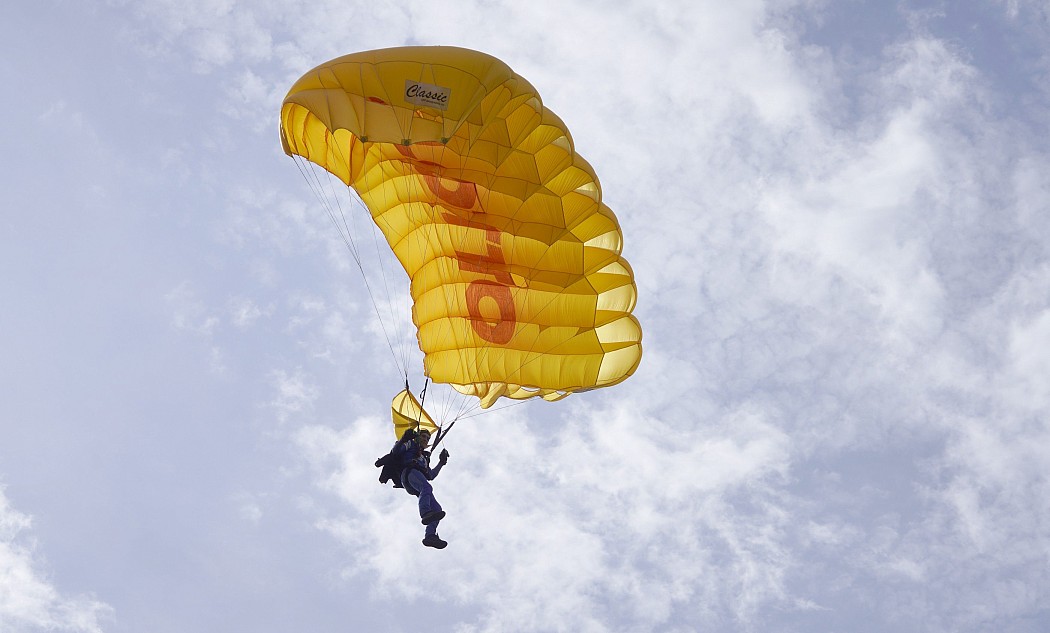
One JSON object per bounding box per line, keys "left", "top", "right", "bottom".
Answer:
{"left": 378, "top": 428, "right": 450, "bottom": 548}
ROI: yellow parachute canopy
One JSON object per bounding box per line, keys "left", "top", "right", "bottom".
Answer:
{"left": 391, "top": 389, "right": 439, "bottom": 439}
{"left": 280, "top": 46, "right": 642, "bottom": 408}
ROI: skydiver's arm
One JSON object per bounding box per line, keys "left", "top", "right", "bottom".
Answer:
{"left": 426, "top": 449, "right": 449, "bottom": 479}
{"left": 427, "top": 461, "right": 444, "bottom": 480}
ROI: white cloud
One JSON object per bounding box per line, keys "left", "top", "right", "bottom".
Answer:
{"left": 1005, "top": 303, "right": 1050, "bottom": 412}
{"left": 115, "top": 0, "right": 273, "bottom": 72}
{"left": 228, "top": 296, "right": 270, "bottom": 328}
{"left": 0, "top": 489, "right": 112, "bottom": 633}
{"left": 295, "top": 396, "right": 798, "bottom": 631}
{"left": 36, "top": 1, "right": 1049, "bottom": 631}
{"left": 267, "top": 367, "right": 320, "bottom": 424}
{"left": 268, "top": 3, "right": 1050, "bottom": 629}
{"left": 165, "top": 280, "right": 221, "bottom": 335}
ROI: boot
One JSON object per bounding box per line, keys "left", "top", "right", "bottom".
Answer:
{"left": 422, "top": 534, "right": 447, "bottom": 549}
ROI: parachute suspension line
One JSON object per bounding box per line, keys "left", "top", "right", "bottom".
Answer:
{"left": 418, "top": 377, "right": 429, "bottom": 410}
{"left": 345, "top": 175, "right": 413, "bottom": 380}
{"left": 430, "top": 418, "right": 455, "bottom": 453}
{"left": 364, "top": 188, "right": 412, "bottom": 375}
{"left": 359, "top": 63, "right": 411, "bottom": 379}
{"left": 405, "top": 151, "right": 440, "bottom": 380}
{"left": 456, "top": 396, "right": 530, "bottom": 420}
{"left": 403, "top": 377, "right": 422, "bottom": 434}
{"left": 291, "top": 154, "right": 407, "bottom": 380}
{"left": 332, "top": 175, "right": 408, "bottom": 382}
{"left": 431, "top": 387, "right": 535, "bottom": 455}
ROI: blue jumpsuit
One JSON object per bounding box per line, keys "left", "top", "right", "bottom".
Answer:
{"left": 399, "top": 442, "right": 446, "bottom": 537}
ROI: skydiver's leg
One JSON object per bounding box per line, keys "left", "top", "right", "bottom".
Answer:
{"left": 407, "top": 469, "right": 445, "bottom": 535}
{"left": 424, "top": 497, "right": 443, "bottom": 536}
{"left": 407, "top": 469, "right": 434, "bottom": 515}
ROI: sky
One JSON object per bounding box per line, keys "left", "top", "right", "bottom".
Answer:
{"left": 2, "top": 0, "right": 1050, "bottom": 631}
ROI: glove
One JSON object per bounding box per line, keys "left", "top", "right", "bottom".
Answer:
{"left": 439, "top": 448, "right": 449, "bottom": 464}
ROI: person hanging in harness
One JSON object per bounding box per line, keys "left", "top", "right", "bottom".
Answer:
{"left": 375, "top": 427, "right": 450, "bottom": 549}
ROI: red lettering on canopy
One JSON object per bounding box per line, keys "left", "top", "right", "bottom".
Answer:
{"left": 394, "top": 143, "right": 478, "bottom": 209}
{"left": 396, "top": 144, "right": 517, "bottom": 345}
{"left": 440, "top": 212, "right": 513, "bottom": 286}
{"left": 466, "top": 281, "right": 515, "bottom": 344}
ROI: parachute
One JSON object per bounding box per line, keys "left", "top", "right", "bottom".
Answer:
{"left": 279, "top": 46, "right": 642, "bottom": 421}
{"left": 392, "top": 388, "right": 438, "bottom": 440}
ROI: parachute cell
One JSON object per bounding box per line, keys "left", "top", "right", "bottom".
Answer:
{"left": 280, "top": 46, "right": 642, "bottom": 408}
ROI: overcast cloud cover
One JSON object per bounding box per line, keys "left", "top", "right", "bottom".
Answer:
{"left": 2, "top": 0, "right": 1049, "bottom": 631}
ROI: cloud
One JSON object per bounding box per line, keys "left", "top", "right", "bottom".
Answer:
{"left": 111, "top": 0, "right": 1050, "bottom": 630}
{"left": 275, "top": 4, "right": 1050, "bottom": 631}
{"left": 228, "top": 296, "right": 271, "bottom": 328}
{"left": 165, "top": 280, "right": 221, "bottom": 335}
{"left": 267, "top": 367, "right": 320, "bottom": 424}
{"left": 0, "top": 489, "right": 113, "bottom": 633}
{"left": 1002, "top": 283, "right": 1050, "bottom": 413}
{"left": 114, "top": 0, "right": 275, "bottom": 72}
{"left": 761, "top": 36, "right": 990, "bottom": 350}
{"left": 738, "top": 24, "right": 1050, "bottom": 633}
{"left": 297, "top": 397, "right": 797, "bottom": 631}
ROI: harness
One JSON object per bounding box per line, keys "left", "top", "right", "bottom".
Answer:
{"left": 376, "top": 432, "right": 430, "bottom": 496}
